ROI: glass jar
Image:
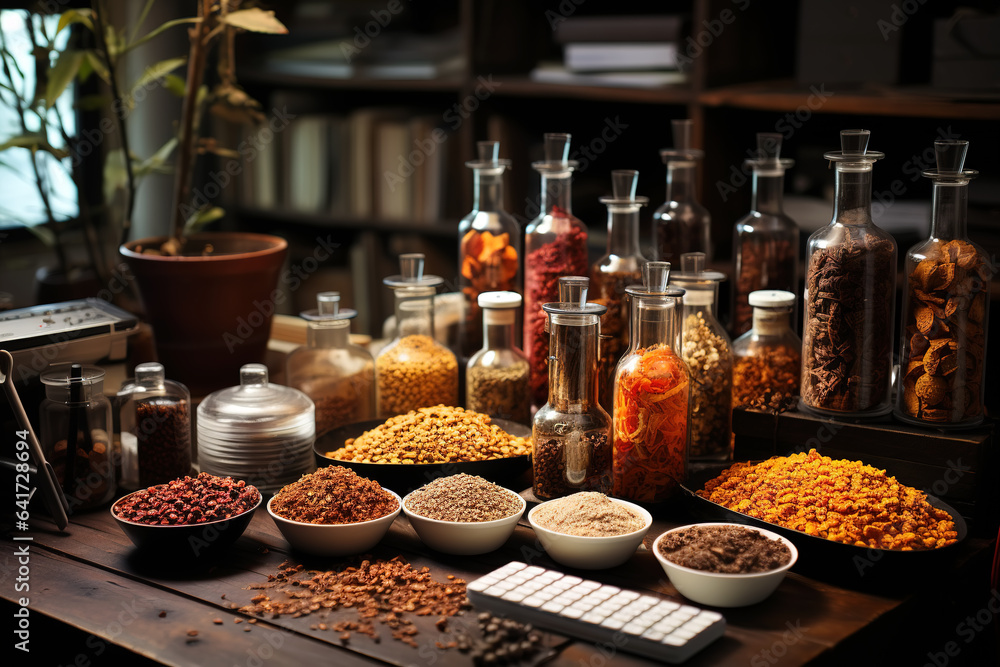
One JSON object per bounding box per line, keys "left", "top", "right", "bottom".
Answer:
{"left": 286, "top": 292, "right": 376, "bottom": 436}
{"left": 39, "top": 364, "right": 114, "bottom": 511}
{"left": 458, "top": 141, "right": 521, "bottom": 363}
{"left": 732, "top": 132, "right": 800, "bottom": 336}
{"left": 671, "top": 253, "right": 733, "bottom": 462}
{"left": 466, "top": 291, "right": 530, "bottom": 423}
{"left": 377, "top": 253, "right": 459, "bottom": 418}
{"left": 118, "top": 362, "right": 192, "bottom": 490}
{"left": 591, "top": 169, "right": 648, "bottom": 416}
{"left": 197, "top": 364, "right": 315, "bottom": 495}
{"left": 801, "top": 130, "right": 896, "bottom": 418}
{"left": 896, "top": 140, "right": 989, "bottom": 428}
{"left": 532, "top": 293, "right": 610, "bottom": 500}
{"left": 612, "top": 262, "right": 689, "bottom": 503}
{"left": 654, "top": 119, "right": 711, "bottom": 265}
{"left": 524, "top": 133, "right": 589, "bottom": 411}
{"left": 733, "top": 290, "right": 801, "bottom": 411}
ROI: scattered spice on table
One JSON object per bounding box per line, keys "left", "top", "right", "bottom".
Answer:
{"left": 405, "top": 474, "right": 522, "bottom": 522}
{"left": 683, "top": 313, "right": 733, "bottom": 459}
{"left": 377, "top": 334, "right": 458, "bottom": 418}
{"left": 270, "top": 466, "right": 397, "bottom": 524}
{"left": 657, "top": 524, "right": 791, "bottom": 573}
{"left": 454, "top": 612, "right": 544, "bottom": 665}
{"left": 532, "top": 432, "right": 611, "bottom": 500}
{"left": 697, "top": 449, "right": 958, "bottom": 550}
{"left": 113, "top": 472, "right": 259, "bottom": 525}
{"left": 466, "top": 364, "right": 530, "bottom": 424}
{"left": 533, "top": 492, "right": 646, "bottom": 537}
{"left": 732, "top": 344, "right": 800, "bottom": 413}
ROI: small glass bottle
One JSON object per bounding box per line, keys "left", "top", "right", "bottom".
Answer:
{"left": 733, "top": 290, "right": 801, "bottom": 411}
{"left": 286, "top": 292, "right": 376, "bottom": 436}
{"left": 532, "top": 291, "right": 610, "bottom": 500}
{"left": 801, "top": 130, "right": 896, "bottom": 418}
{"left": 732, "top": 132, "right": 800, "bottom": 336}
{"left": 612, "top": 262, "right": 689, "bottom": 503}
{"left": 119, "top": 362, "right": 192, "bottom": 490}
{"left": 458, "top": 141, "right": 521, "bottom": 362}
{"left": 654, "top": 119, "right": 711, "bottom": 265}
{"left": 671, "top": 253, "right": 733, "bottom": 462}
{"left": 39, "top": 364, "right": 114, "bottom": 511}
{"left": 377, "top": 253, "right": 459, "bottom": 418}
{"left": 466, "top": 291, "right": 530, "bottom": 424}
{"left": 591, "top": 169, "right": 648, "bottom": 416}
{"left": 524, "top": 133, "right": 590, "bottom": 411}
{"left": 896, "top": 140, "right": 989, "bottom": 428}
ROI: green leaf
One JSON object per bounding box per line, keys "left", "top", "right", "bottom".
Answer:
{"left": 45, "top": 50, "right": 84, "bottom": 109}
{"left": 84, "top": 50, "right": 111, "bottom": 85}
{"left": 163, "top": 73, "right": 186, "bottom": 97}
{"left": 122, "top": 17, "right": 200, "bottom": 56}
{"left": 221, "top": 8, "right": 288, "bottom": 34}
{"left": 135, "top": 137, "right": 177, "bottom": 178}
{"left": 0, "top": 133, "right": 69, "bottom": 159}
{"left": 103, "top": 147, "right": 127, "bottom": 205}
{"left": 184, "top": 206, "right": 225, "bottom": 234}
{"left": 57, "top": 9, "right": 94, "bottom": 35}
{"left": 127, "top": 57, "right": 185, "bottom": 108}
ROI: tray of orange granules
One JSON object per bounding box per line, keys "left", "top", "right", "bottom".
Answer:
{"left": 682, "top": 450, "right": 967, "bottom": 582}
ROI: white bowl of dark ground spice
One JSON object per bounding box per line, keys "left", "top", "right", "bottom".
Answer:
{"left": 402, "top": 474, "right": 526, "bottom": 555}
{"left": 653, "top": 523, "right": 798, "bottom": 607}
{"left": 527, "top": 492, "right": 653, "bottom": 570}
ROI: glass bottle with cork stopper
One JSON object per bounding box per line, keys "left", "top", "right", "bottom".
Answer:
{"left": 286, "top": 292, "right": 376, "bottom": 436}
{"left": 532, "top": 285, "right": 610, "bottom": 500}
{"left": 654, "top": 119, "right": 711, "bottom": 265}
{"left": 670, "top": 252, "right": 733, "bottom": 462}
{"left": 732, "top": 132, "right": 800, "bottom": 336}
{"left": 458, "top": 141, "right": 521, "bottom": 363}
{"left": 524, "top": 133, "right": 590, "bottom": 412}
{"left": 801, "top": 130, "right": 896, "bottom": 418}
{"left": 466, "top": 291, "right": 529, "bottom": 424}
{"left": 612, "top": 261, "right": 690, "bottom": 503}
{"left": 377, "top": 253, "right": 459, "bottom": 418}
{"left": 591, "top": 169, "right": 648, "bottom": 416}
{"left": 733, "top": 290, "right": 801, "bottom": 412}
{"left": 896, "top": 140, "right": 989, "bottom": 428}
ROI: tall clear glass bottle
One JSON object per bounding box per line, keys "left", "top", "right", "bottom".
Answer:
{"left": 732, "top": 132, "right": 800, "bottom": 336}
{"left": 801, "top": 130, "right": 896, "bottom": 418}
{"left": 524, "top": 133, "right": 589, "bottom": 411}
{"left": 466, "top": 291, "right": 530, "bottom": 424}
{"left": 591, "top": 169, "right": 648, "bottom": 416}
{"left": 286, "top": 292, "right": 376, "bottom": 436}
{"left": 458, "top": 141, "right": 521, "bottom": 362}
{"left": 733, "top": 291, "right": 801, "bottom": 412}
{"left": 896, "top": 140, "right": 989, "bottom": 427}
{"left": 612, "top": 261, "right": 689, "bottom": 503}
{"left": 376, "top": 254, "right": 459, "bottom": 418}
{"left": 654, "top": 119, "right": 711, "bottom": 265}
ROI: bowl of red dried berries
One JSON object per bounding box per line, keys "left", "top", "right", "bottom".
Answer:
{"left": 111, "top": 472, "right": 262, "bottom": 557}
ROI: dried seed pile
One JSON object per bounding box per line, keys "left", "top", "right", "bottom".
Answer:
{"left": 683, "top": 312, "right": 733, "bottom": 459}
{"left": 533, "top": 492, "right": 645, "bottom": 537}
{"left": 271, "top": 466, "right": 397, "bottom": 524}
{"left": 114, "top": 472, "right": 259, "bottom": 525}
{"left": 329, "top": 405, "right": 531, "bottom": 464}
{"left": 377, "top": 335, "right": 458, "bottom": 418}
{"left": 466, "top": 364, "right": 530, "bottom": 424}
{"left": 532, "top": 433, "right": 611, "bottom": 500}
{"left": 239, "top": 557, "right": 469, "bottom": 647}
{"left": 405, "top": 474, "right": 522, "bottom": 522}
{"left": 657, "top": 524, "right": 791, "bottom": 574}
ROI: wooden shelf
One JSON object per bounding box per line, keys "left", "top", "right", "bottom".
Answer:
{"left": 488, "top": 75, "right": 696, "bottom": 105}
{"left": 233, "top": 206, "right": 457, "bottom": 237}
{"left": 237, "top": 67, "right": 466, "bottom": 92}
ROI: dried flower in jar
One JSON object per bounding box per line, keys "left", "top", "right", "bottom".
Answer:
{"left": 683, "top": 313, "right": 733, "bottom": 459}
{"left": 377, "top": 335, "right": 458, "bottom": 418}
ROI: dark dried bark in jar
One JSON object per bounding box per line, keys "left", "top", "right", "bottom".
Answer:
{"left": 136, "top": 398, "right": 192, "bottom": 487}
{"left": 733, "top": 237, "right": 797, "bottom": 336}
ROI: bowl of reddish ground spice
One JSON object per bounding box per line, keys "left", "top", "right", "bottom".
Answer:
{"left": 267, "top": 466, "right": 402, "bottom": 556}
{"left": 653, "top": 523, "right": 797, "bottom": 607}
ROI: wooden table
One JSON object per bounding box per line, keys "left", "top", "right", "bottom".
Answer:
{"left": 3, "top": 499, "right": 997, "bottom": 666}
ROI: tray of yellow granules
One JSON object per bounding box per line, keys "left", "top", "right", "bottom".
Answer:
{"left": 314, "top": 406, "right": 531, "bottom": 495}
{"left": 683, "top": 449, "right": 967, "bottom": 582}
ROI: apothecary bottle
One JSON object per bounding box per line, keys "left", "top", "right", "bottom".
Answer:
{"left": 896, "top": 140, "right": 989, "bottom": 427}
{"left": 612, "top": 262, "right": 689, "bottom": 503}
{"left": 801, "top": 130, "right": 896, "bottom": 417}
{"left": 524, "top": 133, "right": 589, "bottom": 411}
{"left": 591, "top": 169, "right": 648, "bottom": 416}
{"left": 39, "top": 364, "right": 114, "bottom": 511}
{"left": 732, "top": 132, "right": 800, "bottom": 336}
{"left": 671, "top": 253, "right": 733, "bottom": 462}
{"left": 532, "top": 293, "right": 610, "bottom": 500}
{"left": 733, "top": 290, "right": 801, "bottom": 411}
{"left": 467, "top": 291, "right": 530, "bottom": 424}
{"left": 119, "top": 362, "right": 192, "bottom": 490}
{"left": 377, "top": 253, "right": 459, "bottom": 418}
{"left": 286, "top": 292, "right": 376, "bottom": 436}
{"left": 458, "top": 141, "right": 521, "bottom": 362}
{"left": 654, "top": 119, "right": 711, "bottom": 265}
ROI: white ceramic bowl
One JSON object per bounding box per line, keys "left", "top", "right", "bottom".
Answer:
{"left": 266, "top": 489, "right": 401, "bottom": 556}
{"left": 652, "top": 522, "right": 798, "bottom": 607}
{"left": 527, "top": 497, "right": 652, "bottom": 570}
{"left": 402, "top": 489, "right": 525, "bottom": 555}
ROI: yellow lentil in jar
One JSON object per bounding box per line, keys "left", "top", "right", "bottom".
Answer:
{"left": 376, "top": 334, "right": 458, "bottom": 418}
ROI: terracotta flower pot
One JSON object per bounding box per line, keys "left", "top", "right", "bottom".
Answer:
{"left": 120, "top": 232, "right": 288, "bottom": 396}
